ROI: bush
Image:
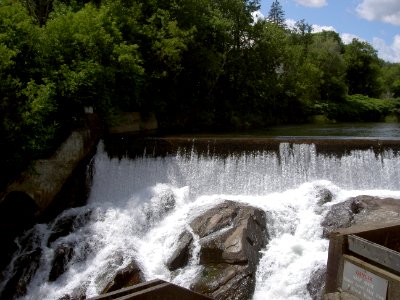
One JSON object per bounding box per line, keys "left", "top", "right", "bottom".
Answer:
{"left": 326, "top": 95, "right": 394, "bottom": 122}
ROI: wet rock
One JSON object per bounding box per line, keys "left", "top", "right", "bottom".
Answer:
{"left": 101, "top": 261, "right": 144, "bottom": 294}
{"left": 166, "top": 230, "right": 193, "bottom": 271}
{"left": 0, "top": 248, "right": 42, "bottom": 300}
{"left": 190, "top": 203, "right": 238, "bottom": 238}
{"left": 192, "top": 264, "right": 254, "bottom": 300}
{"left": 351, "top": 195, "right": 400, "bottom": 226}
{"left": 307, "top": 265, "right": 326, "bottom": 300}
{"left": 48, "top": 217, "right": 76, "bottom": 246}
{"left": 143, "top": 191, "right": 176, "bottom": 227}
{"left": 49, "top": 244, "right": 75, "bottom": 282}
{"left": 0, "top": 191, "right": 38, "bottom": 271}
{"left": 316, "top": 187, "right": 333, "bottom": 206}
{"left": 321, "top": 199, "right": 355, "bottom": 237}
{"left": 321, "top": 196, "right": 400, "bottom": 237}
{"left": 48, "top": 210, "right": 91, "bottom": 246}
{"left": 65, "top": 282, "right": 89, "bottom": 300}
{"left": 190, "top": 201, "right": 268, "bottom": 300}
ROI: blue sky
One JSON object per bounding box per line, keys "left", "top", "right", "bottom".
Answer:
{"left": 259, "top": 0, "right": 400, "bottom": 62}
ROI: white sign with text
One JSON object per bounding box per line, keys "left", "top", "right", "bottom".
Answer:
{"left": 342, "top": 260, "right": 388, "bottom": 300}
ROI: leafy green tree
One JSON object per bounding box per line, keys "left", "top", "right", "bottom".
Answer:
{"left": 310, "top": 31, "right": 347, "bottom": 101}
{"left": 344, "top": 39, "right": 383, "bottom": 97}
{"left": 0, "top": 0, "right": 45, "bottom": 183}
{"left": 267, "top": 0, "right": 286, "bottom": 28}
{"left": 291, "top": 19, "right": 312, "bottom": 58}
{"left": 380, "top": 62, "right": 400, "bottom": 98}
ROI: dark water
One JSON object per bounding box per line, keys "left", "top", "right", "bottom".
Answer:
{"left": 166, "top": 123, "right": 400, "bottom": 139}
{"left": 259, "top": 123, "right": 400, "bottom": 138}
{"left": 103, "top": 123, "right": 400, "bottom": 160}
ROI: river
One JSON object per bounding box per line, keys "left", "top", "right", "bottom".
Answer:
{"left": 1, "top": 123, "right": 400, "bottom": 300}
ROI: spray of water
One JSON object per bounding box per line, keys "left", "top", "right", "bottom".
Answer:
{"left": 2, "top": 141, "right": 400, "bottom": 300}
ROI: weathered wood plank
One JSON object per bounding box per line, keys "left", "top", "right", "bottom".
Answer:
{"left": 348, "top": 234, "right": 400, "bottom": 273}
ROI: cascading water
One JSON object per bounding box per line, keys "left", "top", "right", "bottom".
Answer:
{"left": 2, "top": 141, "right": 400, "bottom": 300}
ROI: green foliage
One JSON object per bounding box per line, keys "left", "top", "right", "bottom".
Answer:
{"left": 325, "top": 95, "right": 394, "bottom": 122}
{"left": 344, "top": 39, "right": 383, "bottom": 97}
{"left": 1, "top": 0, "right": 400, "bottom": 186}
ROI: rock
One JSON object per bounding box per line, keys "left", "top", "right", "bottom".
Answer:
{"left": 316, "top": 187, "right": 333, "bottom": 206}
{"left": 190, "top": 203, "right": 238, "bottom": 238}
{"left": 307, "top": 265, "right": 326, "bottom": 300}
{"left": 321, "top": 196, "right": 400, "bottom": 237}
{"left": 48, "top": 210, "right": 91, "bottom": 246}
{"left": 351, "top": 195, "right": 400, "bottom": 226}
{"left": 101, "top": 261, "right": 144, "bottom": 294}
{"left": 48, "top": 217, "right": 76, "bottom": 246}
{"left": 166, "top": 230, "right": 193, "bottom": 271}
{"left": 0, "top": 248, "right": 42, "bottom": 300}
{"left": 0, "top": 191, "right": 38, "bottom": 270}
{"left": 192, "top": 264, "right": 254, "bottom": 300}
{"left": 190, "top": 201, "right": 268, "bottom": 300}
{"left": 49, "top": 244, "right": 75, "bottom": 282}
{"left": 321, "top": 199, "right": 356, "bottom": 237}
{"left": 143, "top": 191, "right": 176, "bottom": 228}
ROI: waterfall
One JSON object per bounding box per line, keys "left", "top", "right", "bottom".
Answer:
{"left": 2, "top": 141, "right": 400, "bottom": 300}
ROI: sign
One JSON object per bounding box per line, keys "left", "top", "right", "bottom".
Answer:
{"left": 342, "top": 260, "right": 388, "bottom": 300}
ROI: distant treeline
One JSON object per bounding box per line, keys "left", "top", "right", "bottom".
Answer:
{"left": 1, "top": 0, "right": 400, "bottom": 185}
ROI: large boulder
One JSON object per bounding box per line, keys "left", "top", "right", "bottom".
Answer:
{"left": 322, "top": 195, "right": 400, "bottom": 237}
{"left": 166, "top": 201, "right": 268, "bottom": 300}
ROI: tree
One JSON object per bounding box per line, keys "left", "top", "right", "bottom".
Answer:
{"left": 267, "top": 0, "right": 285, "bottom": 28}
{"left": 344, "top": 39, "right": 383, "bottom": 97}
{"left": 380, "top": 62, "right": 400, "bottom": 98}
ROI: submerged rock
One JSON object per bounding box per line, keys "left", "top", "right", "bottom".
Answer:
{"left": 316, "top": 187, "right": 334, "bottom": 206}
{"left": 178, "top": 200, "right": 269, "bottom": 300}
{"left": 307, "top": 265, "right": 327, "bottom": 300}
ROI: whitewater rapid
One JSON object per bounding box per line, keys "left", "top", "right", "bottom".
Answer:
{"left": 2, "top": 141, "right": 400, "bottom": 300}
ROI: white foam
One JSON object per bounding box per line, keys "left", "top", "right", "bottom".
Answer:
{"left": 5, "top": 142, "right": 400, "bottom": 300}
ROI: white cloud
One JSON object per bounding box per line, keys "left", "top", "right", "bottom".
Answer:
{"left": 252, "top": 10, "right": 265, "bottom": 23}
{"left": 295, "top": 0, "right": 327, "bottom": 8}
{"left": 356, "top": 0, "right": 400, "bottom": 25}
{"left": 372, "top": 35, "right": 400, "bottom": 62}
{"left": 285, "top": 18, "right": 336, "bottom": 33}
{"left": 285, "top": 18, "right": 297, "bottom": 30}
{"left": 312, "top": 24, "right": 336, "bottom": 33}
{"left": 341, "top": 33, "right": 364, "bottom": 44}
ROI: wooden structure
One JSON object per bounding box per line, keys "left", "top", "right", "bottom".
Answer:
{"left": 326, "top": 222, "right": 400, "bottom": 299}
{"left": 88, "top": 279, "right": 212, "bottom": 300}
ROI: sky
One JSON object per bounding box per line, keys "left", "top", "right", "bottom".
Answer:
{"left": 259, "top": 0, "right": 400, "bottom": 63}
